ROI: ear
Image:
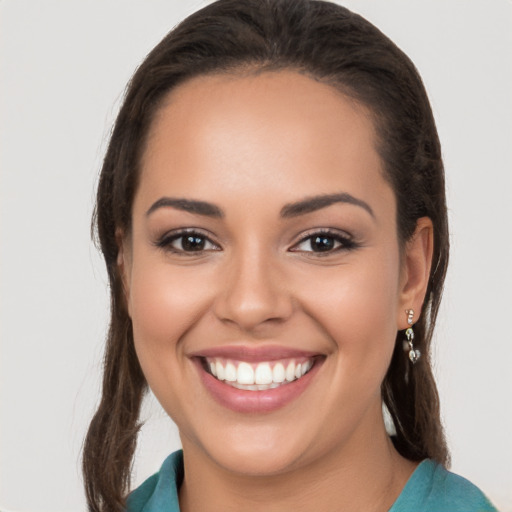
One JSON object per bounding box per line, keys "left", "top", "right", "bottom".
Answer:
{"left": 397, "top": 217, "right": 434, "bottom": 329}
{"left": 116, "top": 228, "right": 132, "bottom": 317}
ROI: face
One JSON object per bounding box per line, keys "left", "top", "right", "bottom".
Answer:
{"left": 121, "top": 71, "right": 418, "bottom": 476}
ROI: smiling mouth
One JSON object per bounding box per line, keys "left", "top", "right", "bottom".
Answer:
{"left": 201, "top": 356, "right": 320, "bottom": 391}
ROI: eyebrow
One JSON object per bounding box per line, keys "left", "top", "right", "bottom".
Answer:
{"left": 146, "top": 192, "right": 374, "bottom": 220}
{"left": 280, "top": 193, "right": 375, "bottom": 219}
{"left": 146, "top": 197, "right": 224, "bottom": 218}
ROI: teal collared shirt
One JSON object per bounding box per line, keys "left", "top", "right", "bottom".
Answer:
{"left": 126, "top": 450, "right": 497, "bottom": 512}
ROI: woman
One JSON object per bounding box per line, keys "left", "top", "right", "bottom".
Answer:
{"left": 82, "top": 0, "right": 498, "bottom": 510}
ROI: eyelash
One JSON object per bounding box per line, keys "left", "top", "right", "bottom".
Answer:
{"left": 155, "top": 229, "right": 220, "bottom": 255}
{"left": 155, "top": 228, "right": 357, "bottom": 256}
{"left": 289, "top": 229, "right": 357, "bottom": 255}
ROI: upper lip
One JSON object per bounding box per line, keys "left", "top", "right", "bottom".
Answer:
{"left": 189, "top": 345, "right": 321, "bottom": 362}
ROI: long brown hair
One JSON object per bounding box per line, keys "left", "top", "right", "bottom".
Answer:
{"left": 83, "top": 0, "right": 449, "bottom": 509}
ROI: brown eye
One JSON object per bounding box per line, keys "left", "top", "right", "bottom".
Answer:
{"left": 310, "top": 235, "right": 336, "bottom": 252}
{"left": 180, "top": 234, "right": 207, "bottom": 251}
{"left": 290, "top": 230, "right": 356, "bottom": 254}
{"left": 156, "top": 230, "right": 220, "bottom": 254}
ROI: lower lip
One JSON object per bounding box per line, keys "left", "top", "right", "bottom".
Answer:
{"left": 195, "top": 358, "right": 323, "bottom": 413}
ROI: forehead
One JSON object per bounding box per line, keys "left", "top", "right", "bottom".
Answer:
{"left": 137, "top": 70, "right": 393, "bottom": 219}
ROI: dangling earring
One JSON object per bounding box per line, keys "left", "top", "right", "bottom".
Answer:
{"left": 404, "top": 309, "right": 420, "bottom": 364}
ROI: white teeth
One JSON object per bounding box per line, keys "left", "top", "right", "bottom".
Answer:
{"left": 230, "top": 382, "right": 282, "bottom": 391}
{"left": 255, "top": 363, "right": 273, "bottom": 385}
{"left": 215, "top": 361, "right": 225, "bottom": 381}
{"left": 231, "top": 382, "right": 258, "bottom": 390}
{"left": 272, "top": 363, "right": 285, "bottom": 383}
{"left": 302, "top": 359, "right": 312, "bottom": 375}
{"left": 206, "top": 357, "right": 316, "bottom": 389}
{"left": 285, "top": 362, "right": 296, "bottom": 382}
{"left": 224, "top": 362, "right": 237, "bottom": 382}
{"left": 237, "top": 362, "right": 255, "bottom": 384}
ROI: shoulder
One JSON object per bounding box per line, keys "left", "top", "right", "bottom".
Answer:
{"left": 126, "top": 473, "right": 160, "bottom": 512}
{"left": 125, "top": 450, "right": 183, "bottom": 512}
{"left": 391, "top": 459, "right": 498, "bottom": 512}
{"left": 428, "top": 461, "right": 497, "bottom": 510}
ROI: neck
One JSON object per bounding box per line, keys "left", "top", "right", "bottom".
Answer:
{"left": 178, "top": 408, "right": 417, "bottom": 512}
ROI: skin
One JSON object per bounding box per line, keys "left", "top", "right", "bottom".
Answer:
{"left": 119, "top": 71, "right": 433, "bottom": 511}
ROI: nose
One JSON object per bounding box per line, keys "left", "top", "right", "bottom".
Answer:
{"left": 213, "top": 246, "right": 294, "bottom": 332}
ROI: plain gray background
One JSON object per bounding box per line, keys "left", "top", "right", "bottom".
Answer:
{"left": 1, "top": 1, "right": 511, "bottom": 510}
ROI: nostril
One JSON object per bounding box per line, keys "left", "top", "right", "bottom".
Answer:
{"left": 214, "top": 284, "right": 294, "bottom": 330}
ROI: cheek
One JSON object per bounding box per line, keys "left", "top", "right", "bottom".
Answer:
{"left": 127, "top": 258, "right": 214, "bottom": 371}
{"left": 127, "top": 259, "right": 222, "bottom": 428}
{"left": 297, "top": 248, "right": 401, "bottom": 367}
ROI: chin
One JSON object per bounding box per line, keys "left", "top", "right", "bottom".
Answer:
{"left": 181, "top": 418, "right": 318, "bottom": 476}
